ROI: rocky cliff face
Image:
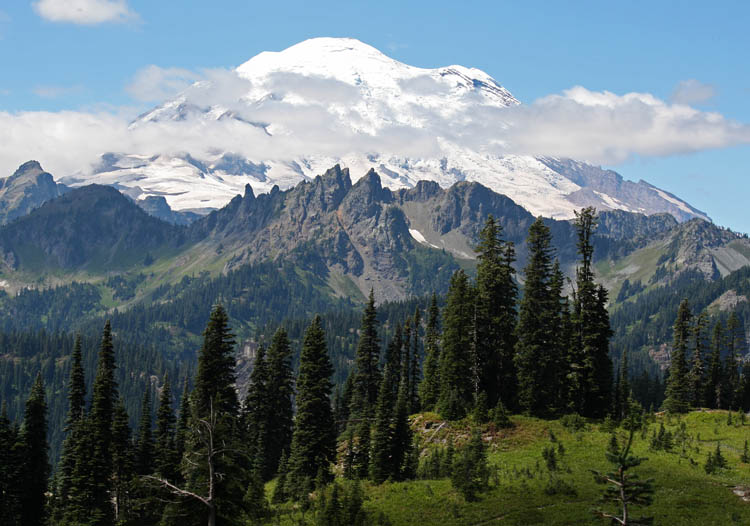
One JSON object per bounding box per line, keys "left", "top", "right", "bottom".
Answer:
{"left": 0, "top": 161, "right": 68, "bottom": 225}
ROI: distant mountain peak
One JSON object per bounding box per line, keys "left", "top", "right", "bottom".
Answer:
{"left": 62, "top": 38, "right": 707, "bottom": 225}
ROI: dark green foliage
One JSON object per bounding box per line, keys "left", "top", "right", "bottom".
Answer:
{"left": 194, "top": 304, "right": 238, "bottom": 417}
{"left": 351, "top": 290, "right": 382, "bottom": 420}
{"left": 87, "top": 320, "right": 118, "bottom": 525}
{"left": 591, "top": 426, "right": 654, "bottom": 525}
{"left": 437, "top": 270, "right": 474, "bottom": 419}
{"left": 243, "top": 468, "right": 270, "bottom": 526}
{"left": 418, "top": 294, "right": 441, "bottom": 411}
{"left": 264, "top": 328, "right": 294, "bottom": 479}
{"left": 111, "top": 398, "right": 135, "bottom": 523}
{"left": 19, "top": 373, "right": 49, "bottom": 526}
{"left": 135, "top": 387, "right": 154, "bottom": 476}
{"left": 450, "top": 428, "right": 490, "bottom": 501}
{"left": 370, "top": 364, "right": 397, "bottom": 484}
{"left": 649, "top": 423, "right": 674, "bottom": 452}
{"left": 0, "top": 402, "right": 22, "bottom": 524}
{"left": 243, "top": 344, "right": 270, "bottom": 473}
{"left": 474, "top": 215, "right": 518, "bottom": 410}
{"left": 490, "top": 400, "right": 513, "bottom": 429}
{"left": 391, "top": 373, "right": 413, "bottom": 481}
{"left": 515, "top": 218, "right": 565, "bottom": 417}
{"left": 288, "top": 316, "right": 336, "bottom": 493}
{"left": 155, "top": 373, "right": 178, "bottom": 480}
{"left": 664, "top": 300, "right": 693, "bottom": 413}
{"left": 272, "top": 450, "right": 290, "bottom": 504}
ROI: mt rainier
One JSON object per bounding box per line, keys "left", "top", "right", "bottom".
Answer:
{"left": 60, "top": 37, "right": 707, "bottom": 222}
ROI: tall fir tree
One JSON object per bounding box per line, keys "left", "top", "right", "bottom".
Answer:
{"left": 664, "top": 299, "right": 693, "bottom": 413}
{"left": 19, "top": 373, "right": 49, "bottom": 526}
{"left": 392, "top": 370, "right": 413, "bottom": 481}
{"left": 265, "top": 328, "right": 295, "bottom": 478}
{"left": 688, "top": 311, "right": 708, "bottom": 408}
{"left": 350, "top": 290, "right": 381, "bottom": 419}
{"left": 155, "top": 373, "right": 178, "bottom": 480}
{"left": 58, "top": 334, "right": 87, "bottom": 509}
{"left": 0, "top": 401, "right": 22, "bottom": 524}
{"left": 135, "top": 386, "right": 155, "bottom": 476}
{"left": 437, "top": 270, "right": 475, "bottom": 419}
{"left": 369, "top": 363, "right": 397, "bottom": 484}
{"left": 408, "top": 308, "right": 422, "bottom": 414}
{"left": 724, "top": 312, "right": 743, "bottom": 409}
{"left": 111, "top": 398, "right": 135, "bottom": 523}
{"left": 172, "top": 304, "right": 247, "bottom": 526}
{"left": 288, "top": 315, "right": 336, "bottom": 494}
{"left": 419, "top": 294, "right": 441, "bottom": 411}
{"left": 706, "top": 322, "right": 724, "bottom": 408}
{"left": 474, "top": 215, "right": 518, "bottom": 409}
{"left": 194, "top": 304, "right": 239, "bottom": 417}
{"left": 515, "top": 218, "right": 564, "bottom": 417}
{"left": 243, "top": 344, "right": 270, "bottom": 475}
{"left": 88, "top": 320, "right": 118, "bottom": 525}
{"left": 571, "top": 208, "right": 613, "bottom": 418}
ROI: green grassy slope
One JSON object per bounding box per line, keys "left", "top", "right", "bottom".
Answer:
{"left": 273, "top": 411, "right": 750, "bottom": 525}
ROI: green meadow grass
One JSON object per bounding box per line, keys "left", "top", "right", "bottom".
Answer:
{"left": 272, "top": 410, "right": 750, "bottom": 525}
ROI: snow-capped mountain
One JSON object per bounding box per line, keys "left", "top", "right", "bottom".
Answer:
{"left": 60, "top": 37, "right": 708, "bottom": 222}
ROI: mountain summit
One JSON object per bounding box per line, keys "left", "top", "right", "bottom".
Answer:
{"left": 61, "top": 37, "right": 707, "bottom": 223}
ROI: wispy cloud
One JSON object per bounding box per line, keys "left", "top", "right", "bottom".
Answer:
{"left": 32, "top": 0, "right": 138, "bottom": 25}
{"left": 33, "top": 84, "right": 84, "bottom": 99}
{"left": 1, "top": 68, "right": 749, "bottom": 180}
{"left": 126, "top": 66, "right": 203, "bottom": 102}
{"left": 670, "top": 79, "right": 716, "bottom": 105}
{"left": 0, "top": 9, "right": 10, "bottom": 38}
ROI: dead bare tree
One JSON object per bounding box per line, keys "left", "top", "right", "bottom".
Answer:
{"left": 145, "top": 399, "right": 225, "bottom": 526}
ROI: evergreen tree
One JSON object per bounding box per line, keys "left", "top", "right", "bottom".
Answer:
{"left": 370, "top": 364, "right": 397, "bottom": 484}
{"left": 515, "top": 218, "right": 563, "bottom": 417}
{"left": 572, "top": 208, "right": 613, "bottom": 418}
{"left": 615, "top": 349, "right": 631, "bottom": 421}
{"left": 392, "top": 371, "right": 413, "bottom": 481}
{"left": 288, "top": 316, "right": 336, "bottom": 493}
{"left": 451, "top": 428, "right": 489, "bottom": 501}
{"left": 135, "top": 387, "right": 155, "bottom": 476}
{"left": 0, "top": 401, "right": 22, "bottom": 524}
{"left": 724, "top": 313, "right": 743, "bottom": 408}
{"left": 592, "top": 425, "right": 654, "bottom": 525}
{"left": 706, "top": 322, "right": 724, "bottom": 409}
{"left": 408, "top": 308, "right": 422, "bottom": 414}
{"left": 688, "top": 312, "right": 708, "bottom": 408}
{"left": 243, "top": 344, "right": 270, "bottom": 475}
{"left": 166, "top": 304, "right": 246, "bottom": 526}
{"left": 194, "top": 304, "right": 238, "bottom": 417}
{"left": 174, "top": 375, "right": 191, "bottom": 469}
{"left": 19, "top": 373, "right": 49, "bottom": 526}
{"left": 664, "top": 300, "right": 692, "bottom": 413}
{"left": 88, "top": 320, "right": 118, "bottom": 525}
{"left": 58, "top": 334, "right": 87, "bottom": 507}
{"left": 474, "top": 215, "right": 518, "bottom": 409}
{"left": 419, "top": 294, "right": 441, "bottom": 411}
{"left": 265, "top": 328, "right": 294, "bottom": 479}
{"left": 350, "top": 290, "right": 381, "bottom": 420}
{"left": 437, "top": 270, "right": 475, "bottom": 419}
{"left": 155, "top": 373, "right": 178, "bottom": 480}
{"left": 111, "top": 398, "right": 135, "bottom": 523}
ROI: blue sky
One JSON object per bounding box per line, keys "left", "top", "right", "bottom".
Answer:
{"left": 1, "top": 0, "right": 749, "bottom": 230}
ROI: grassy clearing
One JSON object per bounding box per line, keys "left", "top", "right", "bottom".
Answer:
{"left": 272, "top": 410, "right": 750, "bottom": 525}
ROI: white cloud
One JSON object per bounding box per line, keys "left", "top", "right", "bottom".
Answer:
{"left": 126, "top": 66, "right": 203, "bottom": 102}
{"left": 671, "top": 79, "right": 717, "bottom": 105}
{"left": 1, "top": 69, "right": 749, "bottom": 179}
{"left": 33, "top": 0, "right": 137, "bottom": 25}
